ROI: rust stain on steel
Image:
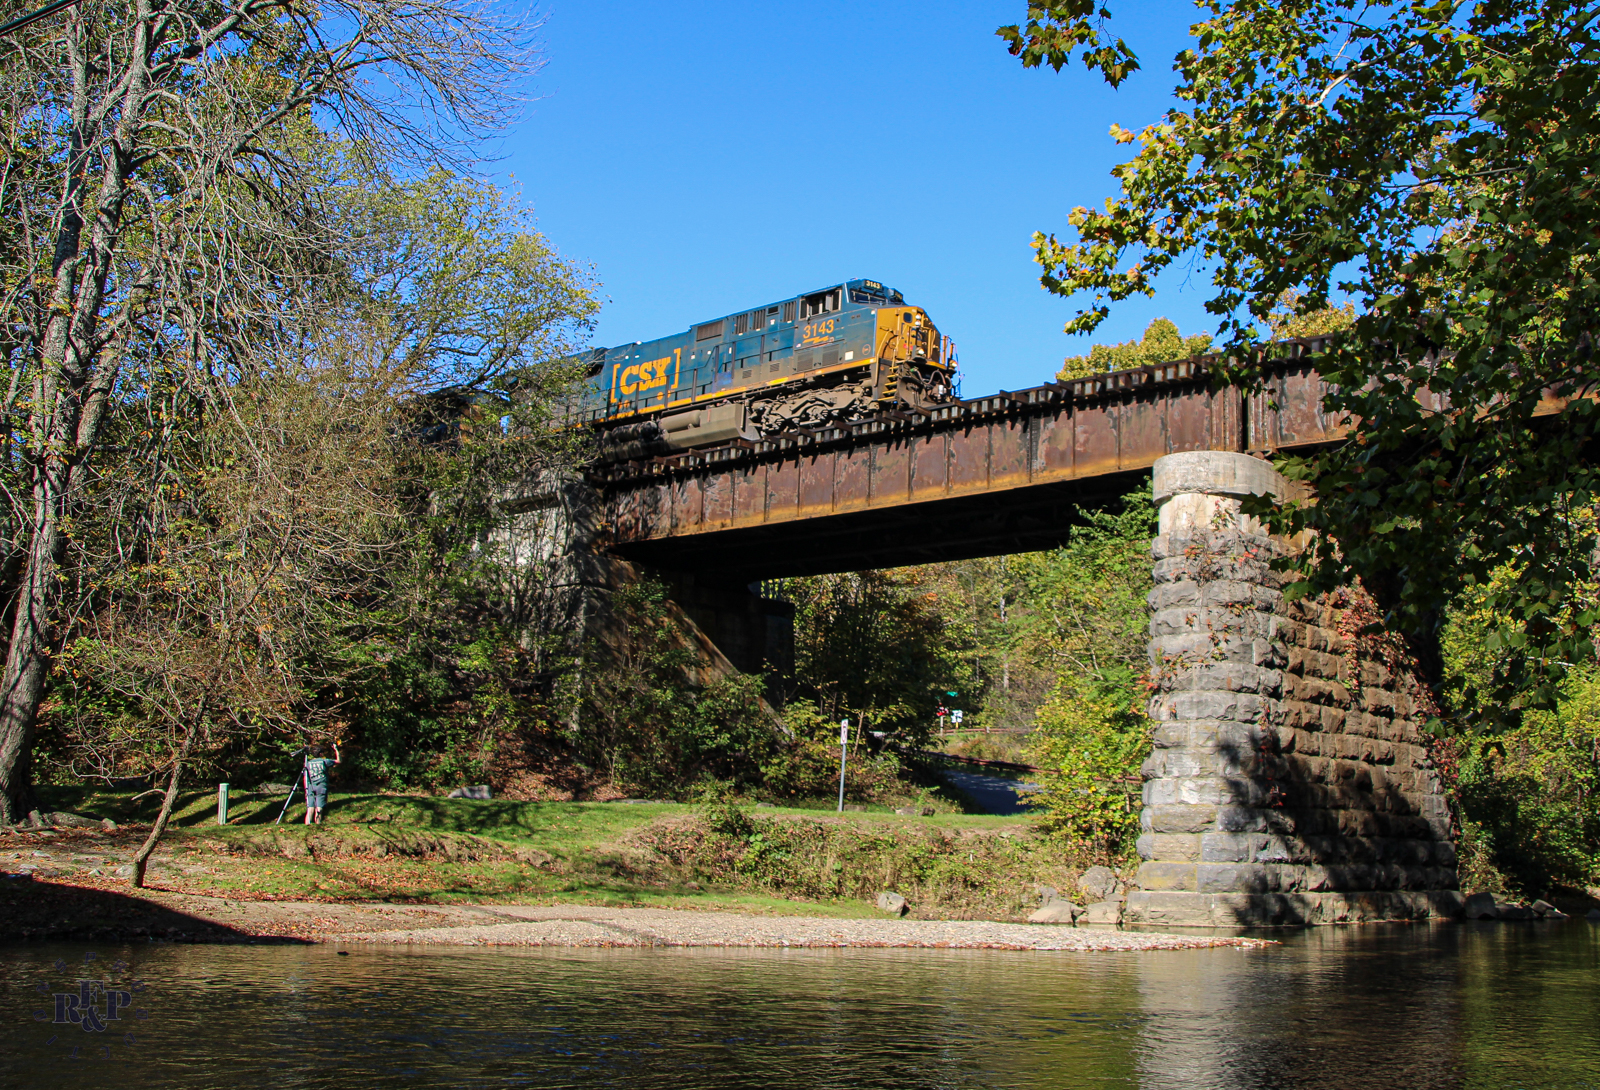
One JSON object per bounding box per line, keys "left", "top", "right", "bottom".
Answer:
{"left": 834, "top": 444, "right": 873, "bottom": 515}
{"left": 600, "top": 357, "right": 1368, "bottom": 546}
{"left": 989, "top": 416, "right": 1030, "bottom": 490}
{"left": 702, "top": 467, "right": 733, "bottom": 529}
{"left": 911, "top": 432, "right": 947, "bottom": 497}
{"left": 871, "top": 437, "right": 912, "bottom": 506}
{"left": 732, "top": 464, "right": 765, "bottom": 524}
{"left": 767, "top": 457, "right": 800, "bottom": 520}
{"left": 947, "top": 424, "right": 990, "bottom": 494}
{"left": 1117, "top": 394, "right": 1166, "bottom": 472}
{"left": 797, "top": 451, "right": 834, "bottom": 516}
{"left": 1165, "top": 384, "right": 1216, "bottom": 453}
{"left": 1073, "top": 400, "right": 1120, "bottom": 478}
{"left": 1036, "top": 407, "right": 1074, "bottom": 475}
{"left": 669, "top": 476, "right": 697, "bottom": 534}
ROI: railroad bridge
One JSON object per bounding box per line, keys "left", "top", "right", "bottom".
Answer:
{"left": 523, "top": 343, "right": 1470, "bottom": 926}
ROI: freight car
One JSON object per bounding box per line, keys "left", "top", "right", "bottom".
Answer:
{"left": 570, "top": 278, "right": 957, "bottom": 460}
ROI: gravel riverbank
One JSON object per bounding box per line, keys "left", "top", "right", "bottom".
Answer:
{"left": 330, "top": 903, "right": 1273, "bottom": 950}
{"left": 1, "top": 876, "right": 1272, "bottom": 950}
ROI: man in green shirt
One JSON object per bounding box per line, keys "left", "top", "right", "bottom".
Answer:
{"left": 302, "top": 743, "right": 340, "bottom": 825}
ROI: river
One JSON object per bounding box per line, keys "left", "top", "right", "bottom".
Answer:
{"left": 2, "top": 921, "right": 1596, "bottom": 1088}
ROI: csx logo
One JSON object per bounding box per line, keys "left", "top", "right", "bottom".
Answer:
{"left": 616, "top": 356, "right": 674, "bottom": 397}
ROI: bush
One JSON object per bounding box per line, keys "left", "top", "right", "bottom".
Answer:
{"left": 580, "top": 579, "right": 779, "bottom": 798}
{"left": 757, "top": 700, "right": 904, "bottom": 803}
{"left": 1025, "top": 681, "right": 1149, "bottom": 863}
{"left": 638, "top": 806, "right": 1081, "bottom": 918}
{"left": 1453, "top": 670, "right": 1600, "bottom": 897}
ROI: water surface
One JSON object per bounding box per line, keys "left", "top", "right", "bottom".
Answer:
{"left": 2, "top": 922, "right": 1596, "bottom": 1088}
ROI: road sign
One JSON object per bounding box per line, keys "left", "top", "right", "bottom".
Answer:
{"left": 951, "top": 709, "right": 964, "bottom": 725}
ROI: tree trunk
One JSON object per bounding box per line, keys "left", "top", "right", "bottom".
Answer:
{"left": 130, "top": 725, "right": 198, "bottom": 889}
{"left": 0, "top": 5, "right": 147, "bottom": 824}
{"left": 0, "top": 498, "right": 66, "bottom": 825}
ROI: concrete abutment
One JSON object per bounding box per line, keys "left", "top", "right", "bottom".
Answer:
{"left": 503, "top": 469, "right": 793, "bottom": 714}
{"left": 1125, "top": 451, "right": 1462, "bottom": 926}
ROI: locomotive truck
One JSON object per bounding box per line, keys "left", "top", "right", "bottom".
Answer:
{"left": 570, "top": 278, "right": 958, "bottom": 461}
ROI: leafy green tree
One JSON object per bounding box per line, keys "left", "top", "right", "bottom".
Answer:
{"left": 34, "top": 165, "right": 599, "bottom": 814}
{"left": 1020, "top": 493, "right": 1155, "bottom": 856}
{"left": 1451, "top": 668, "right": 1600, "bottom": 897}
{"left": 1059, "top": 317, "right": 1212, "bottom": 380}
{"left": 50, "top": 360, "right": 407, "bottom": 884}
{"left": 0, "top": 0, "right": 532, "bottom": 823}
{"left": 1002, "top": 0, "right": 1600, "bottom": 713}
{"left": 1028, "top": 685, "right": 1148, "bottom": 862}
{"left": 579, "top": 579, "right": 778, "bottom": 798}
{"left": 788, "top": 569, "right": 966, "bottom": 745}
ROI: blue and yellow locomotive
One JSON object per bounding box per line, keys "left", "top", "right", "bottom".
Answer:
{"left": 574, "top": 278, "right": 957, "bottom": 459}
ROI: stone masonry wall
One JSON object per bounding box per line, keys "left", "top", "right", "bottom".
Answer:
{"left": 1125, "top": 452, "right": 1461, "bottom": 927}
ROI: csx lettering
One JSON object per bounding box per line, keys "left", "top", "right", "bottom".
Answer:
{"left": 618, "top": 356, "right": 672, "bottom": 396}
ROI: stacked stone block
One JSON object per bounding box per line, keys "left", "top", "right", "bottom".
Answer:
{"left": 1124, "top": 452, "right": 1462, "bottom": 927}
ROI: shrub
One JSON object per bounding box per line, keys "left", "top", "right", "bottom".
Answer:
{"left": 1025, "top": 681, "right": 1149, "bottom": 863}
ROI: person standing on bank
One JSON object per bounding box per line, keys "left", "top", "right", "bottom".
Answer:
{"left": 302, "top": 743, "right": 340, "bottom": 825}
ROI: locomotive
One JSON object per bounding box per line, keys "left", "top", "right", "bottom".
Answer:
{"left": 571, "top": 278, "right": 957, "bottom": 460}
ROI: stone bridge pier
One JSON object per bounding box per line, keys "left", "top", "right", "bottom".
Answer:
{"left": 1126, "top": 451, "right": 1463, "bottom": 926}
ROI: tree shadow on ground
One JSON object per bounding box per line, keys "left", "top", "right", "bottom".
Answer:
{"left": 0, "top": 876, "right": 306, "bottom": 944}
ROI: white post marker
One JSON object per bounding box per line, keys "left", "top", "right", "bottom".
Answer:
{"left": 217, "top": 782, "right": 229, "bottom": 826}
{"left": 837, "top": 719, "right": 850, "bottom": 813}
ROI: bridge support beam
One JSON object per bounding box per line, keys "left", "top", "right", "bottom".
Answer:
{"left": 1125, "top": 452, "right": 1463, "bottom": 927}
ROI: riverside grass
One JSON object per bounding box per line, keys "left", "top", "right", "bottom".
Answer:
{"left": 26, "top": 787, "right": 1095, "bottom": 920}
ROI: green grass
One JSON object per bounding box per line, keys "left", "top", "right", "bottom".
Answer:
{"left": 33, "top": 784, "right": 1045, "bottom": 918}
{"left": 38, "top": 784, "right": 1029, "bottom": 841}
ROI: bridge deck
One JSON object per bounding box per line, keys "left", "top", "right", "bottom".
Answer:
{"left": 593, "top": 351, "right": 1354, "bottom": 580}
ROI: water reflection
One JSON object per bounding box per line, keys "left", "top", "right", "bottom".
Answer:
{"left": 1, "top": 923, "right": 1595, "bottom": 1089}
{"left": 1133, "top": 926, "right": 1465, "bottom": 1089}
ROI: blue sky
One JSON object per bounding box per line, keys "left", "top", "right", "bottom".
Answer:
{"left": 492, "top": 1, "right": 1208, "bottom": 395}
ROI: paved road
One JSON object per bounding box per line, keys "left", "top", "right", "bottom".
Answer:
{"left": 938, "top": 768, "right": 1039, "bottom": 816}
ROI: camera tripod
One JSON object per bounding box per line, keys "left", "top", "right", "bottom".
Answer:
{"left": 273, "top": 748, "right": 309, "bottom": 825}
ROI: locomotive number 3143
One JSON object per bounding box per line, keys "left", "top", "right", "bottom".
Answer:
{"left": 800, "top": 318, "right": 837, "bottom": 343}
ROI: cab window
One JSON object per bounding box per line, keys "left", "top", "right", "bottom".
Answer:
{"left": 800, "top": 288, "right": 841, "bottom": 319}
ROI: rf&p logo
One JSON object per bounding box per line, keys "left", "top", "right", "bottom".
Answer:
{"left": 30, "top": 951, "right": 150, "bottom": 1061}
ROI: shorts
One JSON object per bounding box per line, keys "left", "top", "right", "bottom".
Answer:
{"left": 306, "top": 785, "right": 328, "bottom": 809}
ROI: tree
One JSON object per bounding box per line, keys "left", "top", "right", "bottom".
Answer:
{"left": 1002, "top": 1, "right": 1600, "bottom": 715}
{"left": 53, "top": 360, "right": 405, "bottom": 885}
{"left": 34, "top": 160, "right": 599, "bottom": 846}
{"left": 0, "top": 0, "right": 533, "bottom": 822}
{"left": 577, "top": 579, "right": 777, "bottom": 799}
{"left": 788, "top": 569, "right": 961, "bottom": 744}
{"left": 1058, "top": 316, "right": 1211, "bottom": 380}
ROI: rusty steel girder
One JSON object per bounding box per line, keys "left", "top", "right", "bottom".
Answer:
{"left": 598, "top": 333, "right": 1600, "bottom": 579}
{"left": 589, "top": 353, "right": 1357, "bottom": 580}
